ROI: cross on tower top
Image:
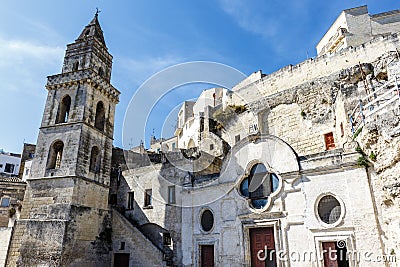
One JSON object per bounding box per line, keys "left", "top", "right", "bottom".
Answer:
{"left": 95, "top": 8, "right": 101, "bottom": 17}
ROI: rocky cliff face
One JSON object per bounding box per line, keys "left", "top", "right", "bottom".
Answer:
{"left": 359, "top": 109, "right": 400, "bottom": 257}
{"left": 347, "top": 51, "right": 400, "bottom": 259}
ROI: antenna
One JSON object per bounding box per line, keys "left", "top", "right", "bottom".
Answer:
{"left": 128, "top": 138, "right": 134, "bottom": 149}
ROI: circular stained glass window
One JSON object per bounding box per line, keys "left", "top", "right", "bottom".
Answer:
{"left": 317, "top": 195, "right": 342, "bottom": 224}
{"left": 239, "top": 163, "right": 280, "bottom": 209}
{"left": 200, "top": 209, "right": 214, "bottom": 232}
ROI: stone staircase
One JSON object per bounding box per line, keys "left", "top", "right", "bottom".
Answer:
{"left": 112, "top": 209, "right": 169, "bottom": 267}
{"left": 349, "top": 76, "right": 400, "bottom": 135}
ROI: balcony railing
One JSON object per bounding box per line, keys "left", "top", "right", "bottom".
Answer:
{"left": 349, "top": 76, "right": 400, "bottom": 134}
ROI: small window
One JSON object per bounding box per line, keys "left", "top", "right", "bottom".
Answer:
{"left": 144, "top": 189, "right": 152, "bottom": 207}
{"left": 209, "top": 144, "right": 214, "bottom": 150}
{"left": 98, "top": 67, "right": 104, "bottom": 77}
{"left": 29, "top": 153, "right": 34, "bottom": 158}
{"left": 324, "top": 132, "right": 336, "bottom": 150}
{"left": 317, "top": 195, "right": 342, "bottom": 224}
{"left": 4, "top": 163, "right": 15, "bottom": 174}
{"left": 168, "top": 186, "right": 176, "bottom": 204}
{"left": 56, "top": 95, "right": 71, "bottom": 124}
{"left": 340, "top": 122, "right": 344, "bottom": 138}
{"left": 172, "top": 143, "right": 176, "bottom": 149}
{"left": 163, "top": 233, "right": 172, "bottom": 246}
{"left": 72, "top": 61, "right": 79, "bottom": 71}
{"left": 0, "top": 164, "right": 2, "bottom": 168}
{"left": 94, "top": 101, "right": 105, "bottom": 131}
{"left": 200, "top": 209, "right": 214, "bottom": 232}
{"left": 47, "top": 140, "right": 64, "bottom": 169}
{"left": 127, "top": 192, "right": 134, "bottom": 210}
{"left": 1, "top": 197, "right": 10, "bottom": 207}
{"left": 119, "top": 242, "right": 125, "bottom": 250}
{"left": 25, "top": 169, "right": 29, "bottom": 175}
{"left": 235, "top": 135, "right": 240, "bottom": 144}
{"left": 109, "top": 194, "right": 117, "bottom": 205}
{"left": 89, "top": 146, "right": 100, "bottom": 173}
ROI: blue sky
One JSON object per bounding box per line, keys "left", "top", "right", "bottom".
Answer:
{"left": 0, "top": 1, "right": 399, "bottom": 153}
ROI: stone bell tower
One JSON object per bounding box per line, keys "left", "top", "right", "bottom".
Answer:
{"left": 7, "top": 13, "right": 120, "bottom": 267}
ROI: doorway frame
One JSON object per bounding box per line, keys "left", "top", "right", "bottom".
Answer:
{"left": 313, "top": 232, "right": 355, "bottom": 267}
{"left": 243, "top": 220, "right": 282, "bottom": 267}
{"left": 195, "top": 237, "right": 219, "bottom": 267}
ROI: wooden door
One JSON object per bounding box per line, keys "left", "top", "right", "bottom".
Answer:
{"left": 114, "top": 253, "right": 130, "bottom": 267}
{"left": 250, "top": 227, "right": 276, "bottom": 267}
{"left": 322, "top": 242, "right": 338, "bottom": 267}
{"left": 200, "top": 245, "right": 214, "bottom": 267}
{"left": 324, "top": 132, "right": 336, "bottom": 150}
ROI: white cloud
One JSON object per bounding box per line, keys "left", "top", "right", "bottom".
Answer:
{"left": 0, "top": 37, "right": 65, "bottom": 153}
{"left": 0, "top": 37, "right": 64, "bottom": 94}
{"left": 218, "top": 0, "right": 278, "bottom": 38}
{"left": 0, "top": 39, "right": 63, "bottom": 60}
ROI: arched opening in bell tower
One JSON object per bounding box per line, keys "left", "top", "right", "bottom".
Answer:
{"left": 56, "top": 95, "right": 71, "bottom": 124}
{"left": 46, "top": 140, "right": 64, "bottom": 169}
{"left": 95, "top": 101, "right": 106, "bottom": 131}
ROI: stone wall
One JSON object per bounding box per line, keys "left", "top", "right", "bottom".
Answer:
{"left": 0, "top": 227, "right": 12, "bottom": 267}
{"left": 111, "top": 210, "right": 166, "bottom": 267}
{"left": 6, "top": 176, "right": 112, "bottom": 267}
{"left": 232, "top": 33, "right": 400, "bottom": 103}
{"left": 118, "top": 163, "right": 184, "bottom": 265}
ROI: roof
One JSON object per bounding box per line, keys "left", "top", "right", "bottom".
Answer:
{"left": 0, "top": 176, "right": 26, "bottom": 184}
{"left": 76, "top": 13, "right": 106, "bottom": 46}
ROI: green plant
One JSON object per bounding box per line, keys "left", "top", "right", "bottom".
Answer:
{"left": 357, "top": 156, "right": 369, "bottom": 168}
{"left": 355, "top": 145, "right": 363, "bottom": 154}
{"left": 228, "top": 105, "right": 247, "bottom": 114}
{"left": 352, "top": 127, "right": 363, "bottom": 140}
{"left": 369, "top": 151, "right": 377, "bottom": 161}
{"left": 355, "top": 145, "right": 369, "bottom": 167}
{"left": 300, "top": 111, "right": 306, "bottom": 118}
{"left": 8, "top": 207, "right": 16, "bottom": 218}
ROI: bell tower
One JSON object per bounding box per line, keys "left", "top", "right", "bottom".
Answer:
{"left": 7, "top": 13, "right": 120, "bottom": 267}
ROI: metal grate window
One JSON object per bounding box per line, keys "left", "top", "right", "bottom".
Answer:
{"left": 318, "top": 195, "right": 341, "bottom": 224}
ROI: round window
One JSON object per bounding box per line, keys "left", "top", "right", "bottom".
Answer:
{"left": 200, "top": 209, "right": 214, "bottom": 232}
{"left": 317, "top": 195, "right": 342, "bottom": 224}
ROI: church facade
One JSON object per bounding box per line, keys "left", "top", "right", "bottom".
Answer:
{"left": 5, "top": 5, "right": 400, "bottom": 267}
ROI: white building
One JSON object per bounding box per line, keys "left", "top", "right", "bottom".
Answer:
{"left": 112, "top": 5, "right": 400, "bottom": 267}
{"left": 317, "top": 5, "right": 400, "bottom": 55}
{"left": 0, "top": 152, "right": 21, "bottom": 176}
{"left": 175, "top": 88, "right": 229, "bottom": 156}
{"left": 21, "top": 160, "right": 32, "bottom": 181}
